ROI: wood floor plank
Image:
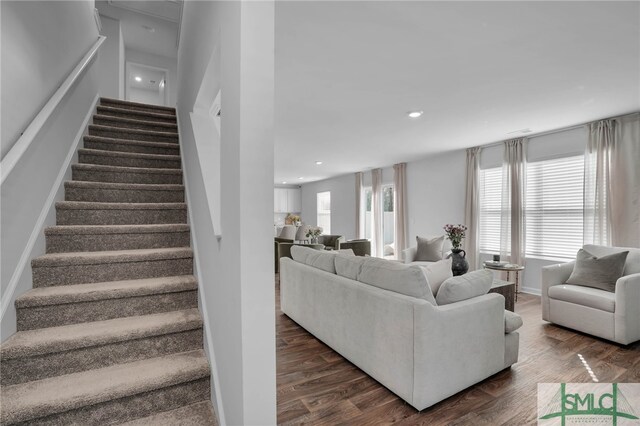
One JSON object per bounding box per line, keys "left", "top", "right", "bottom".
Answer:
{"left": 275, "top": 274, "right": 640, "bottom": 425}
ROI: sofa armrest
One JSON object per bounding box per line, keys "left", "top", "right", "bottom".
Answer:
{"left": 541, "top": 260, "right": 575, "bottom": 321}
{"left": 615, "top": 273, "right": 640, "bottom": 344}
{"left": 402, "top": 247, "right": 416, "bottom": 264}
{"left": 412, "top": 293, "right": 506, "bottom": 409}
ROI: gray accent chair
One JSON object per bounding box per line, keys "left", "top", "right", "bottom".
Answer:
{"left": 542, "top": 244, "right": 640, "bottom": 345}
{"left": 274, "top": 237, "right": 294, "bottom": 273}
{"left": 278, "top": 225, "right": 297, "bottom": 241}
{"left": 317, "top": 235, "right": 346, "bottom": 250}
{"left": 339, "top": 239, "right": 371, "bottom": 256}
{"left": 278, "top": 243, "right": 325, "bottom": 262}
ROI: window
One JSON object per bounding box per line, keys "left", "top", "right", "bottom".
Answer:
{"left": 525, "top": 155, "right": 584, "bottom": 259}
{"left": 382, "top": 185, "right": 395, "bottom": 247}
{"left": 317, "top": 191, "right": 331, "bottom": 234}
{"left": 479, "top": 167, "right": 502, "bottom": 254}
{"left": 364, "top": 187, "right": 372, "bottom": 240}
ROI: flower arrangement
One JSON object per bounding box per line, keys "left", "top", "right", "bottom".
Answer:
{"left": 443, "top": 224, "right": 467, "bottom": 250}
{"left": 305, "top": 227, "right": 322, "bottom": 240}
{"left": 285, "top": 213, "right": 301, "bottom": 225}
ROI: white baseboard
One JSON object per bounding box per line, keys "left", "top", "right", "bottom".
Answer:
{"left": 520, "top": 286, "right": 542, "bottom": 296}
{"left": 176, "top": 111, "right": 227, "bottom": 426}
{"left": 0, "top": 93, "right": 100, "bottom": 323}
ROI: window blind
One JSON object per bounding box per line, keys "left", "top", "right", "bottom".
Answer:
{"left": 479, "top": 167, "right": 502, "bottom": 253}
{"left": 525, "top": 155, "right": 584, "bottom": 259}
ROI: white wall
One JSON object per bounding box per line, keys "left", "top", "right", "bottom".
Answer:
{"left": 126, "top": 48, "right": 177, "bottom": 107}
{"left": 1, "top": 0, "right": 101, "bottom": 340}
{"left": 129, "top": 86, "right": 163, "bottom": 106}
{"left": 177, "top": 1, "right": 276, "bottom": 424}
{"left": 96, "top": 14, "right": 124, "bottom": 99}
{"left": 1, "top": 0, "right": 99, "bottom": 159}
{"left": 301, "top": 173, "right": 356, "bottom": 239}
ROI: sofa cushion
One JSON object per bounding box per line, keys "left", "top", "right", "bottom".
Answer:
{"left": 334, "top": 253, "right": 366, "bottom": 280}
{"left": 504, "top": 310, "right": 523, "bottom": 333}
{"left": 419, "top": 258, "right": 453, "bottom": 296}
{"left": 548, "top": 284, "right": 615, "bottom": 313}
{"left": 583, "top": 244, "right": 640, "bottom": 276}
{"left": 415, "top": 236, "right": 445, "bottom": 262}
{"left": 436, "top": 270, "right": 493, "bottom": 305}
{"left": 566, "top": 248, "right": 629, "bottom": 292}
{"left": 291, "top": 246, "right": 336, "bottom": 274}
{"left": 357, "top": 257, "right": 437, "bottom": 305}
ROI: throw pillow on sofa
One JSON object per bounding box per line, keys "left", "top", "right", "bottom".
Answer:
{"left": 436, "top": 269, "right": 493, "bottom": 305}
{"left": 420, "top": 258, "right": 453, "bottom": 296}
{"left": 565, "top": 248, "right": 629, "bottom": 292}
{"left": 415, "top": 236, "right": 445, "bottom": 262}
{"left": 357, "top": 257, "right": 437, "bottom": 305}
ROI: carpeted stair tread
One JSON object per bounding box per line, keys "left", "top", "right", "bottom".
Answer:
{"left": 32, "top": 247, "right": 192, "bottom": 267}
{"left": 118, "top": 401, "right": 217, "bottom": 426}
{"left": 57, "top": 201, "right": 187, "bottom": 211}
{"left": 89, "top": 124, "right": 179, "bottom": 143}
{"left": 93, "top": 114, "right": 178, "bottom": 132}
{"left": 65, "top": 180, "right": 184, "bottom": 191}
{"left": 79, "top": 148, "right": 182, "bottom": 169}
{"left": 45, "top": 224, "right": 190, "bottom": 236}
{"left": 100, "top": 97, "right": 176, "bottom": 115}
{"left": 83, "top": 135, "right": 180, "bottom": 154}
{"left": 72, "top": 163, "right": 183, "bottom": 177}
{"left": 1, "top": 309, "right": 202, "bottom": 359}
{"left": 15, "top": 275, "right": 198, "bottom": 308}
{"left": 96, "top": 105, "right": 177, "bottom": 123}
{"left": 0, "top": 349, "right": 209, "bottom": 425}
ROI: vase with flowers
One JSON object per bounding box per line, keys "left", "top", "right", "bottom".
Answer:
{"left": 443, "top": 224, "right": 469, "bottom": 276}
{"left": 305, "top": 227, "right": 322, "bottom": 244}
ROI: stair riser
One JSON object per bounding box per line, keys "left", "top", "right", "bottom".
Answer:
{"left": 17, "top": 290, "right": 198, "bottom": 330}
{"left": 72, "top": 167, "right": 183, "bottom": 185}
{"left": 100, "top": 101, "right": 177, "bottom": 116}
{"left": 9, "top": 377, "right": 210, "bottom": 426}
{"left": 84, "top": 139, "right": 179, "bottom": 155}
{"left": 1, "top": 329, "right": 203, "bottom": 385}
{"left": 57, "top": 208, "right": 187, "bottom": 225}
{"left": 65, "top": 186, "right": 184, "bottom": 203}
{"left": 94, "top": 116, "right": 178, "bottom": 133}
{"left": 96, "top": 107, "right": 177, "bottom": 124}
{"left": 32, "top": 257, "right": 193, "bottom": 287}
{"left": 46, "top": 231, "right": 191, "bottom": 253}
{"left": 79, "top": 152, "right": 181, "bottom": 169}
{"left": 89, "top": 126, "right": 178, "bottom": 144}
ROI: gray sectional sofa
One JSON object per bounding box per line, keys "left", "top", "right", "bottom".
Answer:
{"left": 280, "top": 247, "right": 521, "bottom": 411}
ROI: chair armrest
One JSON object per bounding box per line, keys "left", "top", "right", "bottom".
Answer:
{"left": 403, "top": 247, "right": 416, "bottom": 264}
{"left": 615, "top": 273, "right": 640, "bottom": 344}
{"left": 541, "top": 260, "right": 575, "bottom": 321}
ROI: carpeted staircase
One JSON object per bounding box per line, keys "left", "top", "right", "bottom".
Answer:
{"left": 0, "top": 98, "right": 217, "bottom": 425}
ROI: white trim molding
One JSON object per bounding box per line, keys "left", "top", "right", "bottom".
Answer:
{"left": 0, "top": 93, "right": 101, "bottom": 323}
{"left": 1, "top": 36, "right": 105, "bottom": 185}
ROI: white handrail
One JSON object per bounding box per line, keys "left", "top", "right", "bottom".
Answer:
{"left": 0, "top": 36, "right": 106, "bottom": 185}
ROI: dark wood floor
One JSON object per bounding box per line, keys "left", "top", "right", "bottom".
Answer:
{"left": 275, "top": 275, "right": 640, "bottom": 425}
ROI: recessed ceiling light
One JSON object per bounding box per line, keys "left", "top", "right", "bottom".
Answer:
{"left": 298, "top": 177, "right": 304, "bottom": 180}
{"left": 315, "top": 161, "right": 323, "bottom": 165}
{"left": 135, "top": 76, "right": 142, "bottom": 82}
{"left": 282, "top": 181, "right": 287, "bottom": 184}
{"left": 408, "top": 111, "right": 423, "bottom": 118}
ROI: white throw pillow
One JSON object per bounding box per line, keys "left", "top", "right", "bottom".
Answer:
{"left": 357, "top": 257, "right": 437, "bottom": 305}
{"left": 435, "top": 269, "right": 493, "bottom": 305}
{"left": 420, "top": 258, "right": 453, "bottom": 296}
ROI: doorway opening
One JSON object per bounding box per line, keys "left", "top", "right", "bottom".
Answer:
{"left": 125, "top": 62, "right": 169, "bottom": 106}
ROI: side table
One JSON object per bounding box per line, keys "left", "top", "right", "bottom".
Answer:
{"left": 483, "top": 262, "right": 525, "bottom": 301}
{"left": 489, "top": 279, "right": 516, "bottom": 312}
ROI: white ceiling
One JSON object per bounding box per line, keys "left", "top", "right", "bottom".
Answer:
{"left": 129, "top": 64, "right": 166, "bottom": 91}
{"left": 97, "top": 0, "right": 180, "bottom": 58}
{"left": 274, "top": 1, "right": 640, "bottom": 184}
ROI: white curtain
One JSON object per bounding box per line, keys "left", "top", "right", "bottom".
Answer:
{"left": 371, "top": 168, "right": 383, "bottom": 257}
{"left": 393, "top": 163, "right": 407, "bottom": 260}
{"left": 501, "top": 139, "right": 527, "bottom": 266}
{"left": 464, "top": 147, "right": 481, "bottom": 270}
{"left": 586, "top": 113, "right": 640, "bottom": 247}
{"left": 355, "top": 172, "right": 364, "bottom": 239}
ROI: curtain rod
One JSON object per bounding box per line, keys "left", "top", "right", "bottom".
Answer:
{"left": 476, "top": 111, "right": 639, "bottom": 150}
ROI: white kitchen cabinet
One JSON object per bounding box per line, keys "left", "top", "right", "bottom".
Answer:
{"left": 274, "top": 187, "right": 301, "bottom": 213}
